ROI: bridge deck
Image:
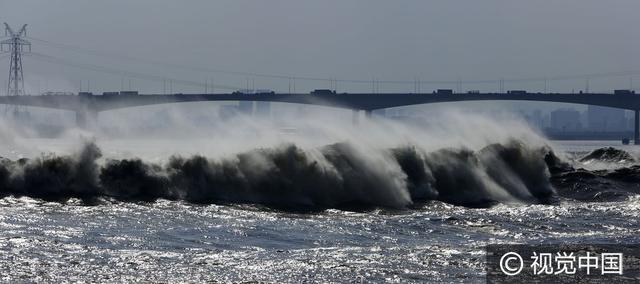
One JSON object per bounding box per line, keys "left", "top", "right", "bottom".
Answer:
{"left": 1, "top": 91, "right": 638, "bottom": 144}
{"left": 0, "top": 92, "right": 637, "bottom": 112}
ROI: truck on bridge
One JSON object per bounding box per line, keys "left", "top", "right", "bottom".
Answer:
{"left": 255, "top": 89, "right": 275, "bottom": 95}
{"left": 615, "top": 90, "right": 636, "bottom": 95}
{"left": 311, "top": 89, "right": 337, "bottom": 95}
{"left": 119, "top": 91, "right": 139, "bottom": 96}
{"left": 99, "top": 91, "right": 139, "bottom": 97}
{"left": 232, "top": 89, "right": 275, "bottom": 95}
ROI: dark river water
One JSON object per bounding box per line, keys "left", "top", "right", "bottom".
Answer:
{"left": 0, "top": 139, "right": 638, "bottom": 282}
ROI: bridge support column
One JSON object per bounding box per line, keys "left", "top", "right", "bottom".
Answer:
{"left": 635, "top": 110, "right": 639, "bottom": 145}
{"left": 76, "top": 110, "right": 98, "bottom": 129}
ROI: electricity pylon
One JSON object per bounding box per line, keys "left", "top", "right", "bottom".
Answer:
{"left": 1, "top": 23, "right": 31, "bottom": 118}
{"left": 0, "top": 23, "right": 31, "bottom": 119}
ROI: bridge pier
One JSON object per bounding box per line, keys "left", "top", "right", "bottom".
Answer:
{"left": 76, "top": 110, "right": 98, "bottom": 129}
{"left": 635, "top": 110, "right": 639, "bottom": 145}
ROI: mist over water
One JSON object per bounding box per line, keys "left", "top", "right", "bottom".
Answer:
{"left": 0, "top": 108, "right": 559, "bottom": 209}
{"left": 1, "top": 107, "right": 639, "bottom": 282}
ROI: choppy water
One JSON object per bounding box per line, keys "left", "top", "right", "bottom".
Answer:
{"left": 0, "top": 139, "right": 639, "bottom": 282}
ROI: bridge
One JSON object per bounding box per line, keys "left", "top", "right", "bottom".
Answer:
{"left": 1, "top": 91, "right": 640, "bottom": 143}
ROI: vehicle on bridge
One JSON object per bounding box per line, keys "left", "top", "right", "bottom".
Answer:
{"left": 615, "top": 89, "right": 636, "bottom": 95}
{"left": 436, "top": 89, "right": 453, "bottom": 95}
{"left": 255, "top": 89, "right": 275, "bottom": 95}
{"left": 507, "top": 90, "right": 527, "bottom": 94}
{"left": 102, "top": 92, "right": 119, "bottom": 97}
{"left": 100, "top": 91, "right": 139, "bottom": 97}
{"left": 232, "top": 89, "right": 275, "bottom": 95}
{"left": 119, "top": 91, "right": 139, "bottom": 96}
{"left": 232, "top": 89, "right": 257, "bottom": 95}
{"left": 311, "top": 89, "right": 337, "bottom": 95}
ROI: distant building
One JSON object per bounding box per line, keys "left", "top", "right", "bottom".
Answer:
{"left": 532, "top": 109, "right": 545, "bottom": 129}
{"left": 521, "top": 109, "right": 545, "bottom": 129}
{"left": 587, "top": 106, "right": 627, "bottom": 132}
{"left": 219, "top": 105, "right": 239, "bottom": 120}
{"left": 238, "top": 101, "right": 253, "bottom": 115}
{"left": 550, "top": 109, "right": 581, "bottom": 131}
{"left": 255, "top": 101, "right": 271, "bottom": 118}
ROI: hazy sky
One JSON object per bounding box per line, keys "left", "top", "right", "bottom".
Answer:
{"left": 0, "top": 0, "right": 638, "bottom": 95}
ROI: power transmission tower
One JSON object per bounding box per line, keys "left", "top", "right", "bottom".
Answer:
{"left": 1, "top": 23, "right": 31, "bottom": 97}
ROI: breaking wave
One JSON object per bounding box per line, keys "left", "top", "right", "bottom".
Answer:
{"left": 0, "top": 141, "right": 638, "bottom": 210}
{"left": 579, "top": 147, "right": 636, "bottom": 164}
{"left": 0, "top": 139, "right": 561, "bottom": 210}
{"left": 550, "top": 146, "right": 640, "bottom": 202}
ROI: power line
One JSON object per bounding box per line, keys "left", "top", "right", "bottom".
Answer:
{"left": 25, "top": 52, "right": 241, "bottom": 91}
{"left": 27, "top": 36, "right": 640, "bottom": 87}
{"left": 27, "top": 36, "right": 320, "bottom": 81}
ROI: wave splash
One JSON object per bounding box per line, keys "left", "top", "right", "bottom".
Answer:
{"left": 0, "top": 139, "right": 566, "bottom": 209}
{"left": 551, "top": 147, "right": 640, "bottom": 201}
{"left": 579, "top": 147, "right": 636, "bottom": 164}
